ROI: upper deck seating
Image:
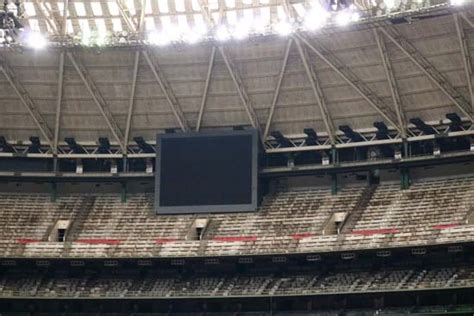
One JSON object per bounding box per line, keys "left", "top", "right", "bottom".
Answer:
{"left": 0, "top": 175, "right": 472, "bottom": 258}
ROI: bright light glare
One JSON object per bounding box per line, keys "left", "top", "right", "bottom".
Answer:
{"left": 275, "top": 21, "right": 292, "bottom": 36}
{"left": 216, "top": 25, "right": 230, "bottom": 41}
{"left": 351, "top": 12, "right": 360, "bottom": 22}
{"left": 450, "top": 0, "right": 464, "bottom": 5}
{"left": 335, "top": 11, "right": 352, "bottom": 26}
{"left": 304, "top": 6, "right": 328, "bottom": 30}
{"left": 26, "top": 32, "right": 47, "bottom": 49}
{"left": 234, "top": 22, "right": 250, "bottom": 39}
{"left": 383, "top": 0, "right": 396, "bottom": 9}
{"left": 147, "top": 31, "right": 170, "bottom": 46}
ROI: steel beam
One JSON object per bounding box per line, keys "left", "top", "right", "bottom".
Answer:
{"left": 142, "top": 50, "right": 190, "bottom": 132}
{"left": 0, "top": 56, "right": 54, "bottom": 149}
{"left": 263, "top": 39, "right": 293, "bottom": 140}
{"left": 124, "top": 51, "right": 140, "bottom": 150}
{"left": 379, "top": 26, "right": 473, "bottom": 121}
{"left": 67, "top": 52, "right": 125, "bottom": 150}
{"left": 460, "top": 12, "right": 474, "bottom": 29}
{"left": 34, "top": 0, "right": 59, "bottom": 34}
{"left": 295, "top": 38, "right": 336, "bottom": 144}
{"left": 296, "top": 33, "right": 402, "bottom": 134}
{"left": 373, "top": 29, "right": 407, "bottom": 138}
{"left": 116, "top": 0, "right": 137, "bottom": 32}
{"left": 454, "top": 14, "right": 474, "bottom": 113}
{"left": 54, "top": 52, "right": 65, "bottom": 154}
{"left": 196, "top": 46, "right": 216, "bottom": 132}
{"left": 62, "top": 0, "right": 69, "bottom": 36}
{"left": 219, "top": 46, "right": 262, "bottom": 133}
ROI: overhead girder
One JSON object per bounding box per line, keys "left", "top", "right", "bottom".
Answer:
{"left": 142, "top": 50, "right": 191, "bottom": 132}
{"left": 373, "top": 29, "right": 407, "bottom": 138}
{"left": 54, "top": 52, "right": 65, "bottom": 154}
{"left": 263, "top": 39, "right": 293, "bottom": 140}
{"left": 295, "top": 38, "right": 336, "bottom": 145}
{"left": 295, "top": 33, "right": 403, "bottom": 134}
{"left": 454, "top": 14, "right": 474, "bottom": 113}
{"left": 196, "top": 46, "right": 216, "bottom": 132}
{"left": 0, "top": 55, "right": 54, "bottom": 149}
{"left": 219, "top": 46, "right": 262, "bottom": 134}
{"left": 67, "top": 52, "right": 126, "bottom": 151}
{"left": 124, "top": 51, "right": 141, "bottom": 149}
{"left": 379, "top": 26, "right": 473, "bottom": 122}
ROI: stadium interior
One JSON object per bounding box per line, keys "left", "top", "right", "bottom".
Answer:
{"left": 0, "top": 0, "right": 473, "bottom": 314}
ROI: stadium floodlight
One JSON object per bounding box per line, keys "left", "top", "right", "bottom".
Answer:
{"left": 275, "top": 21, "right": 293, "bottom": 36}
{"left": 303, "top": 5, "right": 328, "bottom": 30}
{"left": 28, "top": 136, "right": 41, "bottom": 153}
{"left": 339, "top": 125, "right": 364, "bottom": 142}
{"left": 133, "top": 136, "right": 154, "bottom": 153}
{"left": 351, "top": 12, "right": 360, "bottom": 22}
{"left": 98, "top": 137, "right": 110, "bottom": 154}
{"left": 147, "top": 31, "right": 170, "bottom": 46}
{"left": 0, "top": 136, "right": 13, "bottom": 153}
{"left": 335, "top": 11, "right": 352, "bottom": 26}
{"left": 271, "top": 131, "right": 292, "bottom": 147}
{"left": 25, "top": 32, "right": 47, "bottom": 49}
{"left": 303, "top": 128, "right": 318, "bottom": 145}
{"left": 65, "top": 137, "right": 84, "bottom": 154}
{"left": 410, "top": 118, "right": 435, "bottom": 135}
{"left": 216, "top": 25, "right": 230, "bottom": 41}
{"left": 234, "top": 22, "right": 250, "bottom": 40}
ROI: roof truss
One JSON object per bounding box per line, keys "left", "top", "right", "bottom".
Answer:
{"left": 379, "top": 26, "right": 473, "bottom": 122}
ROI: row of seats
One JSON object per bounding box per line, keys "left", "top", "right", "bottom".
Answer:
{"left": 0, "top": 175, "right": 472, "bottom": 258}
{"left": 0, "top": 265, "right": 472, "bottom": 298}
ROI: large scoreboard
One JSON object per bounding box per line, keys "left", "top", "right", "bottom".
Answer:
{"left": 155, "top": 130, "right": 258, "bottom": 214}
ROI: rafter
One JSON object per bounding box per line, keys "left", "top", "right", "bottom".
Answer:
{"left": 263, "top": 39, "right": 293, "bottom": 140}
{"left": 295, "top": 33, "right": 402, "bottom": 134}
{"left": 219, "top": 46, "right": 262, "bottom": 133}
{"left": 196, "top": 46, "right": 216, "bottom": 132}
{"left": 373, "top": 29, "right": 407, "bottom": 138}
{"left": 54, "top": 52, "right": 65, "bottom": 154}
{"left": 379, "top": 26, "right": 473, "bottom": 121}
{"left": 142, "top": 51, "right": 190, "bottom": 132}
{"left": 460, "top": 12, "right": 474, "bottom": 29}
{"left": 0, "top": 56, "right": 54, "bottom": 148}
{"left": 295, "top": 39, "right": 336, "bottom": 144}
{"left": 116, "top": 0, "right": 138, "bottom": 32}
{"left": 67, "top": 52, "right": 125, "bottom": 150}
{"left": 61, "top": 0, "right": 69, "bottom": 36}
{"left": 454, "top": 14, "right": 474, "bottom": 113}
{"left": 124, "top": 51, "right": 140, "bottom": 150}
{"left": 34, "top": 0, "right": 59, "bottom": 35}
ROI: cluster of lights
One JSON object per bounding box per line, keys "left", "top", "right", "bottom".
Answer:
{"left": 4, "top": 0, "right": 466, "bottom": 49}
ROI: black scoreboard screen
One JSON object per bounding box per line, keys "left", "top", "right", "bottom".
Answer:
{"left": 155, "top": 130, "right": 258, "bottom": 214}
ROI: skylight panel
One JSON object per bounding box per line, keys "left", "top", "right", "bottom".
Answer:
{"left": 226, "top": 11, "right": 237, "bottom": 25}
{"left": 293, "top": 3, "right": 305, "bottom": 17}
{"left": 66, "top": 20, "right": 74, "bottom": 33}
{"left": 225, "top": 0, "right": 235, "bottom": 8}
{"left": 79, "top": 19, "right": 91, "bottom": 34}
{"left": 74, "top": 2, "right": 86, "bottom": 16}
{"left": 112, "top": 18, "right": 123, "bottom": 32}
{"left": 28, "top": 19, "right": 39, "bottom": 31}
{"left": 259, "top": 7, "right": 270, "bottom": 24}
{"left": 191, "top": 0, "right": 200, "bottom": 11}
{"left": 175, "top": 0, "right": 185, "bottom": 12}
{"left": 193, "top": 14, "right": 205, "bottom": 27}
{"left": 242, "top": 0, "right": 253, "bottom": 5}
{"left": 43, "top": 2, "right": 52, "bottom": 15}
{"left": 158, "top": 0, "right": 169, "bottom": 13}
{"left": 57, "top": 2, "right": 67, "bottom": 16}
{"left": 126, "top": 0, "right": 136, "bottom": 15}
{"left": 24, "top": 2, "right": 36, "bottom": 16}
{"left": 177, "top": 15, "right": 189, "bottom": 30}
{"left": 91, "top": 2, "right": 103, "bottom": 16}
{"left": 243, "top": 8, "right": 254, "bottom": 23}
{"left": 277, "top": 6, "right": 286, "bottom": 20}
{"left": 145, "top": 16, "right": 155, "bottom": 30}
{"left": 95, "top": 18, "right": 107, "bottom": 34}
{"left": 145, "top": 0, "right": 153, "bottom": 14}
{"left": 161, "top": 15, "right": 172, "bottom": 29}
{"left": 107, "top": 2, "right": 120, "bottom": 16}
{"left": 259, "top": 0, "right": 269, "bottom": 4}
{"left": 209, "top": 0, "right": 218, "bottom": 10}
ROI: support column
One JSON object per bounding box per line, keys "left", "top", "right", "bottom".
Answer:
{"left": 50, "top": 182, "right": 57, "bottom": 202}
{"left": 331, "top": 147, "right": 337, "bottom": 164}
{"left": 121, "top": 182, "right": 127, "bottom": 203}
{"left": 331, "top": 173, "right": 338, "bottom": 195}
{"left": 400, "top": 168, "right": 410, "bottom": 190}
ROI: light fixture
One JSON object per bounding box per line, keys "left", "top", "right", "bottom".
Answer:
{"left": 216, "top": 25, "right": 230, "bottom": 41}
{"left": 351, "top": 12, "right": 360, "bottom": 22}
{"left": 234, "top": 22, "right": 250, "bottom": 40}
{"left": 335, "top": 11, "right": 352, "bottom": 26}
{"left": 450, "top": 0, "right": 464, "bottom": 5}
{"left": 304, "top": 5, "right": 328, "bottom": 30}
{"left": 25, "top": 31, "right": 47, "bottom": 49}
{"left": 147, "top": 31, "right": 170, "bottom": 46}
{"left": 275, "top": 21, "right": 292, "bottom": 36}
